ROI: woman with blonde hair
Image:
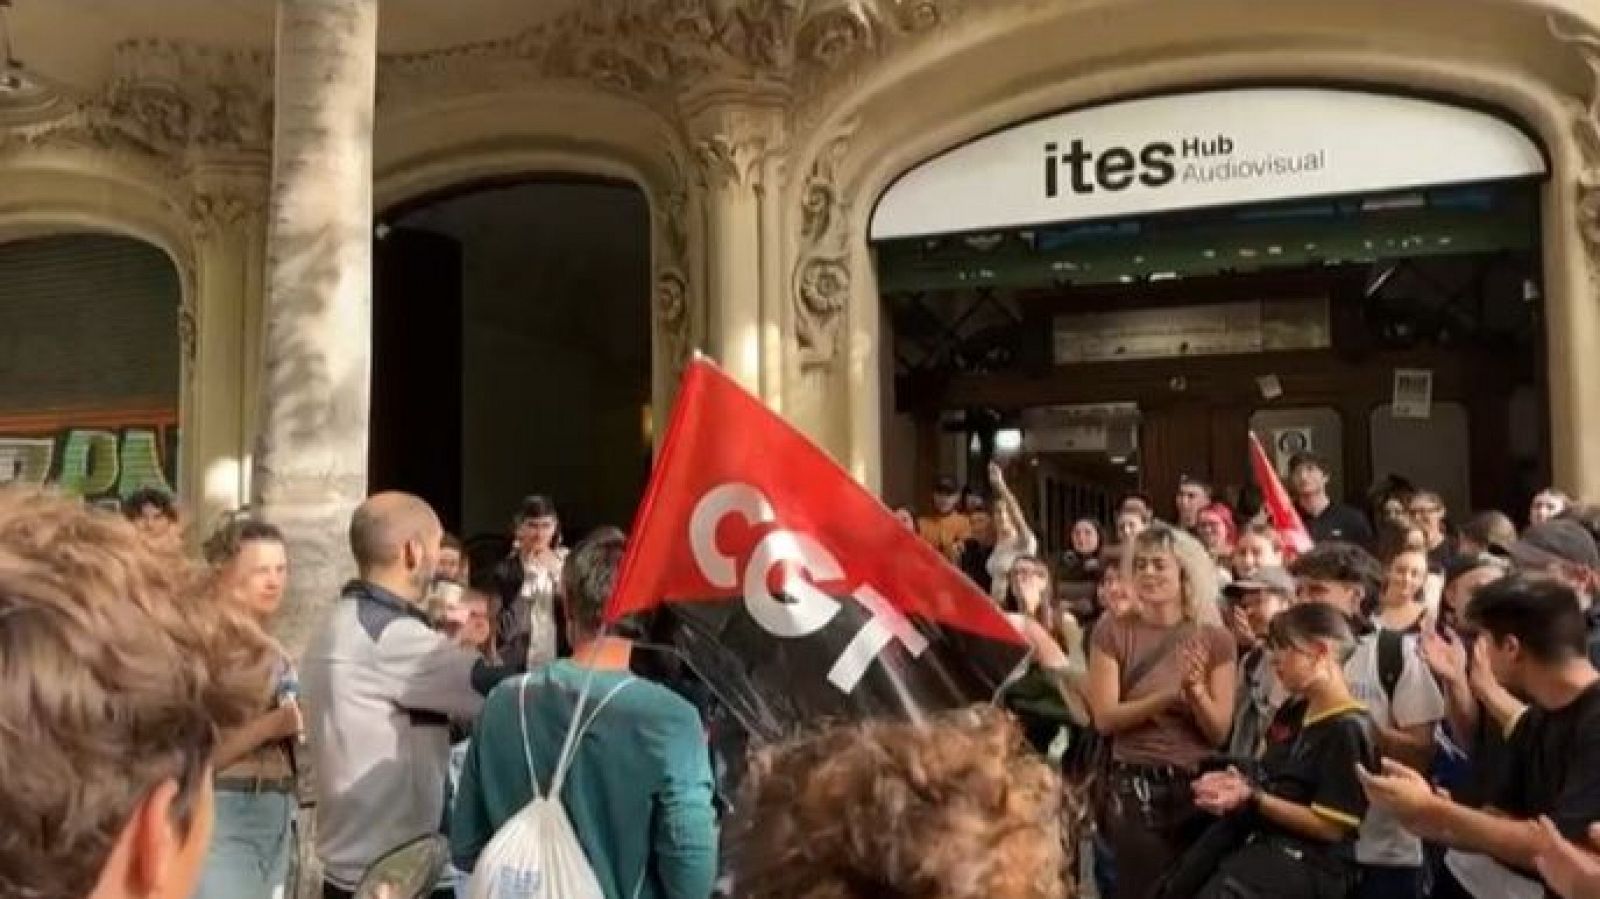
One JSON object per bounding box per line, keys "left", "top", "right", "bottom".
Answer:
{"left": 1088, "top": 523, "right": 1238, "bottom": 899}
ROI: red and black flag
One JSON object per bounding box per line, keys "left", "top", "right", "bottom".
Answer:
{"left": 605, "top": 358, "right": 1028, "bottom": 741}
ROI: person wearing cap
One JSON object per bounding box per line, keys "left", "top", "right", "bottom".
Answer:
{"left": 1223, "top": 566, "right": 1296, "bottom": 759}
{"left": 1507, "top": 518, "right": 1600, "bottom": 670}
{"left": 917, "top": 475, "right": 972, "bottom": 563}
{"left": 1288, "top": 452, "right": 1375, "bottom": 546}
{"left": 1458, "top": 511, "right": 1517, "bottom": 561}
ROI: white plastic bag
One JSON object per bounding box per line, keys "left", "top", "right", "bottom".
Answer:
{"left": 466, "top": 673, "right": 634, "bottom": 899}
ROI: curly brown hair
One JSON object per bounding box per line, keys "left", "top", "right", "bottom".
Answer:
{"left": 728, "top": 706, "right": 1068, "bottom": 899}
{"left": 0, "top": 487, "right": 275, "bottom": 899}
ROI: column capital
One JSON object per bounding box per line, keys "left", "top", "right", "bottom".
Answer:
{"left": 683, "top": 86, "right": 790, "bottom": 191}
{"left": 185, "top": 152, "right": 271, "bottom": 242}
{"left": 1549, "top": 13, "right": 1600, "bottom": 274}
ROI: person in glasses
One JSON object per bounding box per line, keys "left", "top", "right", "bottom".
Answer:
{"left": 1407, "top": 490, "right": 1457, "bottom": 574}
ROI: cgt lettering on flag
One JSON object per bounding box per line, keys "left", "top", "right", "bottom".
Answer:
{"left": 689, "top": 482, "right": 929, "bottom": 693}
{"left": 606, "top": 356, "right": 1027, "bottom": 735}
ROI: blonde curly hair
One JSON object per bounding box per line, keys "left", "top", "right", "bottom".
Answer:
{"left": 0, "top": 487, "right": 275, "bottom": 899}
{"left": 728, "top": 706, "right": 1068, "bottom": 899}
{"left": 1122, "top": 522, "right": 1222, "bottom": 627}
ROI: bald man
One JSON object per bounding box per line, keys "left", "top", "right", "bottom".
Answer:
{"left": 302, "top": 492, "right": 516, "bottom": 899}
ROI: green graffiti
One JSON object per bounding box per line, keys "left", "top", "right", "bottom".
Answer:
{"left": 0, "top": 425, "right": 177, "bottom": 504}
{"left": 55, "top": 429, "right": 120, "bottom": 496}
{"left": 118, "top": 429, "right": 174, "bottom": 497}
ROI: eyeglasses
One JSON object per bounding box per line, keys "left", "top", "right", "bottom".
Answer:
{"left": 1407, "top": 505, "right": 1443, "bottom": 516}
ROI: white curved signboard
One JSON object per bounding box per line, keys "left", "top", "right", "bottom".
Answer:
{"left": 869, "top": 88, "right": 1547, "bottom": 241}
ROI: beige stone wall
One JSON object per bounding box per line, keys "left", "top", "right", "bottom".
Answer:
{"left": 1, "top": 0, "right": 1596, "bottom": 512}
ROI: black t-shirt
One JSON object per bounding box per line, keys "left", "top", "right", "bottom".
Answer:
{"left": 1493, "top": 680, "right": 1600, "bottom": 843}
{"left": 1257, "top": 697, "right": 1379, "bottom": 859}
{"left": 957, "top": 539, "right": 993, "bottom": 594}
{"left": 1299, "top": 501, "right": 1375, "bottom": 546}
{"left": 1427, "top": 539, "right": 1458, "bottom": 576}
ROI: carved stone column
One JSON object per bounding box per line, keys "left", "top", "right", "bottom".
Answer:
{"left": 185, "top": 156, "right": 268, "bottom": 532}
{"left": 1549, "top": 13, "right": 1600, "bottom": 496}
{"left": 687, "top": 90, "right": 788, "bottom": 397}
{"left": 253, "top": 0, "right": 379, "bottom": 659}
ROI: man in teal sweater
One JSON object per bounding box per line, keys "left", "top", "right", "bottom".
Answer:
{"left": 450, "top": 528, "right": 718, "bottom": 899}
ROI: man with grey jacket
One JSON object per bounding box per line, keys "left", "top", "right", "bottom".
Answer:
{"left": 303, "top": 492, "right": 514, "bottom": 899}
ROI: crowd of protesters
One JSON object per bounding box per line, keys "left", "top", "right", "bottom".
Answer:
{"left": 8, "top": 440, "right": 1600, "bottom": 899}
{"left": 914, "top": 450, "right": 1600, "bottom": 899}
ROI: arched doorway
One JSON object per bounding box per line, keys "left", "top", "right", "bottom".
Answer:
{"left": 871, "top": 87, "right": 1551, "bottom": 558}
{"left": 0, "top": 233, "right": 182, "bottom": 507}
{"left": 372, "top": 177, "right": 653, "bottom": 542}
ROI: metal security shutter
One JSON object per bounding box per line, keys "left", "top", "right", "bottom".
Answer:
{"left": 0, "top": 234, "right": 181, "bottom": 412}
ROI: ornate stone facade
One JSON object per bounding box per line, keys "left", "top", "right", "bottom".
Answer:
{"left": 791, "top": 120, "right": 854, "bottom": 365}
{"left": 375, "top": 0, "right": 991, "bottom": 369}
{"left": 1551, "top": 13, "right": 1600, "bottom": 289}
{"left": 6, "top": 0, "right": 1600, "bottom": 500}
{"left": 654, "top": 152, "right": 696, "bottom": 384}
{"left": 0, "top": 40, "right": 271, "bottom": 162}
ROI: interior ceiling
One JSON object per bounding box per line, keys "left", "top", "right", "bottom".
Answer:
{"left": 4, "top": 0, "right": 582, "bottom": 92}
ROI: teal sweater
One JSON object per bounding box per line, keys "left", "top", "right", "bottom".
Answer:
{"left": 450, "top": 662, "right": 718, "bottom": 899}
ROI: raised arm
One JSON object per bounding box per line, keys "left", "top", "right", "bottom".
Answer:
{"left": 379, "top": 618, "right": 488, "bottom": 722}
{"left": 988, "top": 462, "right": 1037, "bottom": 550}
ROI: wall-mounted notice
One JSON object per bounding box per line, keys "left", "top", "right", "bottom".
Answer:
{"left": 1392, "top": 369, "right": 1434, "bottom": 419}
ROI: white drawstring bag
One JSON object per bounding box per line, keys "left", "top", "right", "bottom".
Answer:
{"left": 466, "top": 672, "right": 635, "bottom": 899}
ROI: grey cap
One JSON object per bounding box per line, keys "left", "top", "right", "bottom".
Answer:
{"left": 1224, "top": 566, "right": 1297, "bottom": 600}
{"left": 1508, "top": 519, "right": 1600, "bottom": 570}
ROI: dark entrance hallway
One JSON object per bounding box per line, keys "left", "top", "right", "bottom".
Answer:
{"left": 371, "top": 178, "right": 653, "bottom": 541}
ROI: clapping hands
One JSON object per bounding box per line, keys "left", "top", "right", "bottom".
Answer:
{"left": 1420, "top": 626, "right": 1468, "bottom": 685}
{"left": 1227, "top": 603, "right": 1258, "bottom": 650}
{"left": 1193, "top": 767, "right": 1254, "bottom": 815}
{"left": 1180, "top": 639, "right": 1210, "bottom": 697}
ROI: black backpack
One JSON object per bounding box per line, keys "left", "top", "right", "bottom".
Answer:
{"left": 1377, "top": 627, "right": 1404, "bottom": 702}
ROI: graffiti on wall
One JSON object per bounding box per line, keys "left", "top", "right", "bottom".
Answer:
{"left": 0, "top": 414, "right": 178, "bottom": 508}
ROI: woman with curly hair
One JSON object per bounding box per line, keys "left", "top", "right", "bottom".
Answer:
{"left": 197, "top": 514, "right": 304, "bottom": 899}
{"left": 1087, "top": 523, "right": 1238, "bottom": 899}
{"left": 726, "top": 706, "right": 1068, "bottom": 899}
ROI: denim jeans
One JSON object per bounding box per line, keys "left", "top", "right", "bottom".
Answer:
{"left": 196, "top": 790, "right": 295, "bottom": 899}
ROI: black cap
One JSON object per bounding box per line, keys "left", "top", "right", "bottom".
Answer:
{"left": 934, "top": 476, "right": 959, "bottom": 495}
{"left": 1509, "top": 519, "right": 1600, "bottom": 570}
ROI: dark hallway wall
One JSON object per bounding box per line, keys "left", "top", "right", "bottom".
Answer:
{"left": 392, "top": 179, "right": 652, "bottom": 540}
